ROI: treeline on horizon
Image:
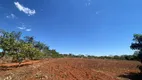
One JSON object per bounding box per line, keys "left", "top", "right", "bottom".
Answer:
{"left": 61, "top": 52, "right": 139, "bottom": 61}
{"left": 0, "top": 29, "right": 140, "bottom": 63}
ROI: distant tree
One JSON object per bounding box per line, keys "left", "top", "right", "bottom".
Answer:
{"left": 50, "top": 49, "right": 62, "bottom": 58}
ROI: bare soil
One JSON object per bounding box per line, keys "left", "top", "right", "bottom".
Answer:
{"left": 0, "top": 58, "right": 141, "bottom": 80}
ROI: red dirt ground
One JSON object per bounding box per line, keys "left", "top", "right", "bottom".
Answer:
{"left": 0, "top": 58, "right": 141, "bottom": 80}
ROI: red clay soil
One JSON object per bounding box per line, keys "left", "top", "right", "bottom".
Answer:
{"left": 0, "top": 58, "right": 141, "bottom": 80}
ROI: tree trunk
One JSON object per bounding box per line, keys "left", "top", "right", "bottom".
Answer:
{"left": 0, "top": 51, "right": 5, "bottom": 58}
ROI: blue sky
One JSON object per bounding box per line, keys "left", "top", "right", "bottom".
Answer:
{"left": 0, "top": 0, "right": 142, "bottom": 56}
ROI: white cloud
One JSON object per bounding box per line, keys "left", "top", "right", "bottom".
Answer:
{"left": 17, "top": 27, "right": 26, "bottom": 30}
{"left": 6, "top": 14, "right": 17, "bottom": 19}
{"left": 26, "top": 29, "right": 31, "bottom": 31}
{"left": 17, "top": 23, "right": 32, "bottom": 32}
{"left": 85, "top": 0, "right": 92, "bottom": 6}
{"left": 88, "top": 3, "right": 91, "bottom": 6}
{"left": 96, "top": 10, "right": 102, "bottom": 15}
{"left": 17, "top": 26, "right": 32, "bottom": 32}
{"left": 14, "top": 2, "right": 36, "bottom": 16}
{"left": 17, "top": 23, "right": 26, "bottom": 30}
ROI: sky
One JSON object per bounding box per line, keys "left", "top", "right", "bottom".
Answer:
{"left": 0, "top": 0, "right": 142, "bottom": 56}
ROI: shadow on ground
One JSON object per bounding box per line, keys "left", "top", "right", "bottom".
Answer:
{"left": 0, "top": 60, "right": 39, "bottom": 71}
{"left": 119, "top": 72, "right": 142, "bottom": 80}
{"left": 0, "top": 64, "right": 31, "bottom": 71}
{"left": 0, "top": 66, "right": 12, "bottom": 71}
{"left": 119, "top": 65, "right": 142, "bottom": 80}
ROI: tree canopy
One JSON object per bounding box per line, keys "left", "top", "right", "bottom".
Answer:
{"left": 0, "top": 29, "right": 62, "bottom": 62}
{"left": 130, "top": 34, "right": 142, "bottom": 61}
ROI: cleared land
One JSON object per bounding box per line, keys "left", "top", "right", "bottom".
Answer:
{"left": 0, "top": 58, "right": 141, "bottom": 80}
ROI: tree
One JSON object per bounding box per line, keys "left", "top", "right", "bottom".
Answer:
{"left": 0, "top": 28, "right": 62, "bottom": 63}
{"left": 50, "top": 49, "right": 61, "bottom": 58}
{"left": 11, "top": 31, "right": 22, "bottom": 41}
{"left": 24, "top": 36, "right": 34, "bottom": 44}
{"left": 0, "top": 29, "right": 46, "bottom": 61}
{"left": 130, "top": 34, "right": 142, "bottom": 62}
{"left": 0, "top": 30, "right": 15, "bottom": 58}
{"left": 34, "top": 41, "right": 46, "bottom": 51}
{"left": 132, "top": 51, "right": 139, "bottom": 60}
